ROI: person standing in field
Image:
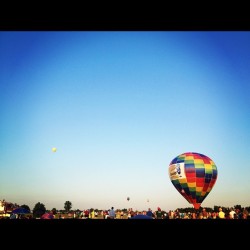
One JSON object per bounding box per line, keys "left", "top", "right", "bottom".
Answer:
{"left": 155, "top": 207, "right": 163, "bottom": 219}
{"left": 108, "top": 207, "right": 115, "bottom": 219}
{"left": 146, "top": 208, "right": 154, "bottom": 218}
{"left": 218, "top": 207, "right": 225, "bottom": 219}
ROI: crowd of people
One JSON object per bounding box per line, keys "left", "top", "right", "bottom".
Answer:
{"left": 75, "top": 206, "right": 249, "bottom": 219}
{"left": 2, "top": 203, "right": 249, "bottom": 219}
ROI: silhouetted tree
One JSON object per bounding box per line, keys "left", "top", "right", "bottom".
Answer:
{"left": 214, "top": 205, "right": 220, "bottom": 212}
{"left": 234, "top": 204, "right": 242, "bottom": 210}
{"left": 33, "top": 202, "right": 46, "bottom": 218}
{"left": 20, "top": 204, "right": 31, "bottom": 213}
{"left": 52, "top": 208, "right": 57, "bottom": 215}
{"left": 64, "top": 201, "right": 72, "bottom": 212}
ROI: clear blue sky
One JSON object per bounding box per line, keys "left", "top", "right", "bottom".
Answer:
{"left": 0, "top": 31, "right": 249, "bottom": 211}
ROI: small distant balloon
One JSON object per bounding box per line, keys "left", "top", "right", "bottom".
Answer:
{"left": 147, "top": 199, "right": 149, "bottom": 202}
{"left": 52, "top": 147, "right": 57, "bottom": 152}
{"left": 127, "top": 197, "right": 130, "bottom": 201}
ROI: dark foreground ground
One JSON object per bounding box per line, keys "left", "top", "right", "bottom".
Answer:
{"left": 1, "top": 219, "right": 249, "bottom": 236}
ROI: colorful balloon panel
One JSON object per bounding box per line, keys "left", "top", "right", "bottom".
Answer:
{"left": 169, "top": 152, "right": 218, "bottom": 209}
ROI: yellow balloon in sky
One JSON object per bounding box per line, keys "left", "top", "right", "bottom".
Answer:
{"left": 52, "top": 147, "right": 57, "bottom": 152}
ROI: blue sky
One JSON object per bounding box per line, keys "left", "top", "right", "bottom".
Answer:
{"left": 0, "top": 31, "right": 249, "bottom": 211}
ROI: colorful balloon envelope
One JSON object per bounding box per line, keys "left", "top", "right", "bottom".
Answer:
{"left": 169, "top": 152, "right": 218, "bottom": 210}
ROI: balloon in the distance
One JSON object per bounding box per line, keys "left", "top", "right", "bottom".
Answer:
{"left": 127, "top": 197, "right": 130, "bottom": 201}
{"left": 52, "top": 147, "right": 57, "bottom": 152}
{"left": 168, "top": 152, "right": 218, "bottom": 210}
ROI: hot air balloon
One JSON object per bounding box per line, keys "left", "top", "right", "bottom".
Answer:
{"left": 52, "top": 147, "right": 57, "bottom": 152}
{"left": 168, "top": 152, "right": 218, "bottom": 210}
{"left": 127, "top": 197, "right": 130, "bottom": 201}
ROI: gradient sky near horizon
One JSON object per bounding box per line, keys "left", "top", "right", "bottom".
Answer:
{"left": 0, "top": 31, "right": 250, "bottom": 211}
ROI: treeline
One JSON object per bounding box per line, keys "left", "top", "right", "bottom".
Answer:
{"left": 19, "top": 201, "right": 250, "bottom": 218}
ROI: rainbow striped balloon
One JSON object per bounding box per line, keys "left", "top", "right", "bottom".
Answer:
{"left": 169, "top": 152, "right": 218, "bottom": 209}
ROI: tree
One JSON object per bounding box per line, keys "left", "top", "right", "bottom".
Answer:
{"left": 234, "top": 204, "right": 242, "bottom": 210}
{"left": 64, "top": 201, "right": 72, "bottom": 212}
{"left": 33, "top": 202, "right": 46, "bottom": 218}
{"left": 52, "top": 208, "right": 57, "bottom": 215}
{"left": 20, "top": 204, "right": 31, "bottom": 213}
